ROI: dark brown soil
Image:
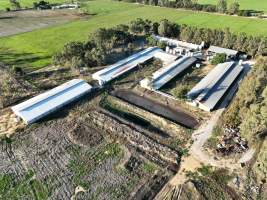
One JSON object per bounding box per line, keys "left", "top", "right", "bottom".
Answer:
{"left": 111, "top": 89, "right": 199, "bottom": 129}
{"left": 68, "top": 123, "right": 103, "bottom": 147}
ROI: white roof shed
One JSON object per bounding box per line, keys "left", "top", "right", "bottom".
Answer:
{"left": 208, "top": 46, "right": 238, "bottom": 57}
{"left": 12, "top": 79, "right": 92, "bottom": 124}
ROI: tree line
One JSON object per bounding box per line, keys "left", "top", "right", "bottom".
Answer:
{"left": 222, "top": 57, "right": 267, "bottom": 142}
{"left": 117, "top": 0, "right": 264, "bottom": 17}
{"left": 54, "top": 18, "right": 267, "bottom": 69}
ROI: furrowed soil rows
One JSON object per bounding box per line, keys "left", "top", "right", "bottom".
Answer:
{"left": 111, "top": 90, "right": 199, "bottom": 129}
{"left": 89, "top": 109, "right": 180, "bottom": 167}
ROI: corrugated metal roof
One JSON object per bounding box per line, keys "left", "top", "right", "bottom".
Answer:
{"left": 200, "top": 65, "right": 243, "bottom": 111}
{"left": 152, "top": 56, "right": 197, "bottom": 90}
{"left": 208, "top": 46, "right": 238, "bottom": 56}
{"left": 92, "top": 47, "right": 162, "bottom": 85}
{"left": 187, "top": 61, "right": 235, "bottom": 99}
{"left": 12, "top": 79, "right": 92, "bottom": 124}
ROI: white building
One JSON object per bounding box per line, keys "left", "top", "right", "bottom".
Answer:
{"left": 152, "top": 34, "right": 204, "bottom": 51}
{"left": 12, "top": 79, "right": 92, "bottom": 124}
{"left": 187, "top": 62, "right": 243, "bottom": 111}
{"left": 92, "top": 47, "right": 177, "bottom": 86}
{"left": 140, "top": 56, "right": 197, "bottom": 90}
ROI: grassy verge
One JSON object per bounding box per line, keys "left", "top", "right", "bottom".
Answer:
{"left": 68, "top": 142, "right": 123, "bottom": 189}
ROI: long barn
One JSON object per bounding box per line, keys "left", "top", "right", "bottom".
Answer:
{"left": 12, "top": 79, "right": 92, "bottom": 124}
{"left": 187, "top": 62, "right": 243, "bottom": 111}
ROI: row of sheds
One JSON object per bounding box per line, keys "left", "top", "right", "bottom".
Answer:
{"left": 12, "top": 45, "right": 242, "bottom": 125}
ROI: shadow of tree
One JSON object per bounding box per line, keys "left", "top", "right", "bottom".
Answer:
{"left": 0, "top": 48, "right": 50, "bottom": 70}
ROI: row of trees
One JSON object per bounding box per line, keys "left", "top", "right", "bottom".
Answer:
{"left": 54, "top": 18, "right": 267, "bottom": 70}
{"left": 223, "top": 57, "right": 267, "bottom": 141}
{"left": 118, "top": 0, "right": 263, "bottom": 16}
{"left": 53, "top": 25, "right": 136, "bottom": 69}
{"left": 153, "top": 19, "right": 267, "bottom": 57}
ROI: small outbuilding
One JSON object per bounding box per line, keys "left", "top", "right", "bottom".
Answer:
{"left": 207, "top": 46, "right": 238, "bottom": 60}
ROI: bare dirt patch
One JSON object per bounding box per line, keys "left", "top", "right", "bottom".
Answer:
{"left": 67, "top": 123, "right": 103, "bottom": 147}
{"left": 0, "top": 9, "right": 86, "bottom": 37}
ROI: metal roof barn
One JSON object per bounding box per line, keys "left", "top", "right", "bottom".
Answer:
{"left": 187, "top": 62, "right": 235, "bottom": 100}
{"left": 198, "top": 65, "right": 243, "bottom": 111}
{"left": 12, "top": 79, "right": 92, "bottom": 124}
{"left": 150, "top": 56, "right": 197, "bottom": 90}
{"left": 187, "top": 62, "right": 243, "bottom": 111}
{"left": 152, "top": 35, "right": 202, "bottom": 50}
{"left": 92, "top": 47, "right": 162, "bottom": 85}
{"left": 208, "top": 46, "right": 238, "bottom": 57}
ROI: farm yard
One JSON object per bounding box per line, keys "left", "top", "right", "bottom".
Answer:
{"left": 1, "top": 0, "right": 267, "bottom": 70}
{"left": 1, "top": 0, "right": 267, "bottom": 199}
{"left": 0, "top": 67, "right": 187, "bottom": 199}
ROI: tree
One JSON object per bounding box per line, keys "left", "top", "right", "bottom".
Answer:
{"left": 129, "top": 18, "right": 148, "bottom": 34}
{"left": 222, "top": 28, "right": 236, "bottom": 49}
{"left": 10, "top": 0, "right": 21, "bottom": 10}
{"left": 158, "top": 19, "right": 169, "bottom": 36}
{"left": 151, "top": 22, "right": 159, "bottom": 34}
{"left": 211, "top": 53, "right": 227, "bottom": 65}
{"left": 257, "top": 38, "right": 267, "bottom": 56}
{"left": 228, "top": 1, "right": 239, "bottom": 15}
{"left": 217, "top": 0, "right": 227, "bottom": 13}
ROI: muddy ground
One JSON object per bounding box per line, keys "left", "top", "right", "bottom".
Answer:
{"left": 0, "top": 9, "right": 87, "bottom": 37}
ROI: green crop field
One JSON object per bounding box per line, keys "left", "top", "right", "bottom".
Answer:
{"left": 199, "top": 0, "right": 267, "bottom": 13}
{"left": 1, "top": 0, "right": 267, "bottom": 70}
{"left": 0, "top": 0, "right": 68, "bottom": 10}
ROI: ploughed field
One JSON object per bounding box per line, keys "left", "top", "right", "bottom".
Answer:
{"left": 1, "top": 0, "right": 267, "bottom": 70}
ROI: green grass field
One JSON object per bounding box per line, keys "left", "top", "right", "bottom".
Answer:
{"left": 199, "top": 0, "right": 267, "bottom": 13}
{"left": 0, "top": 0, "right": 68, "bottom": 10}
{"left": 1, "top": 0, "right": 267, "bottom": 70}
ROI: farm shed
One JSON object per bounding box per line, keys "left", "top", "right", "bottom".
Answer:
{"left": 140, "top": 56, "right": 197, "bottom": 90}
{"left": 207, "top": 46, "right": 238, "bottom": 59}
{"left": 187, "top": 62, "right": 243, "bottom": 111}
{"left": 152, "top": 35, "right": 203, "bottom": 50}
{"left": 92, "top": 47, "right": 164, "bottom": 86}
{"left": 11, "top": 79, "right": 92, "bottom": 124}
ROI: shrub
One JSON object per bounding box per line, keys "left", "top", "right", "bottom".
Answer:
{"left": 211, "top": 53, "right": 227, "bottom": 65}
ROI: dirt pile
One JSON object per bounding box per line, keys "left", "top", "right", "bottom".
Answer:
{"left": 68, "top": 123, "right": 103, "bottom": 147}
